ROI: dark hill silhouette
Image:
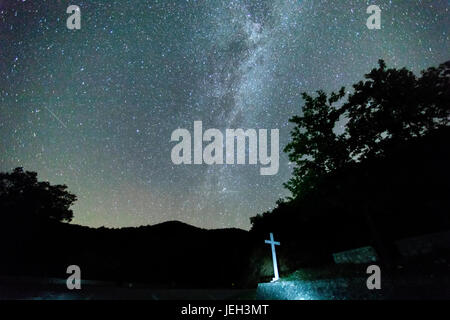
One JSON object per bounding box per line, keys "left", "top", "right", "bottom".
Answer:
{"left": 147, "top": 220, "right": 202, "bottom": 231}
{"left": 0, "top": 218, "right": 255, "bottom": 289}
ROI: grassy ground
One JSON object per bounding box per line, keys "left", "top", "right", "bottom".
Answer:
{"left": 282, "top": 264, "right": 368, "bottom": 282}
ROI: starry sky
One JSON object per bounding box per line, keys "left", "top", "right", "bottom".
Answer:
{"left": 0, "top": 0, "right": 449, "bottom": 229}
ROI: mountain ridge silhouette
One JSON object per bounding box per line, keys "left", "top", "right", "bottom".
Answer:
{"left": 0, "top": 217, "right": 255, "bottom": 289}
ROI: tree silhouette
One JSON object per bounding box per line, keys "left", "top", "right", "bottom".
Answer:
{"left": 0, "top": 167, "right": 76, "bottom": 223}
{"left": 284, "top": 60, "right": 449, "bottom": 200}
{"left": 283, "top": 87, "right": 348, "bottom": 199}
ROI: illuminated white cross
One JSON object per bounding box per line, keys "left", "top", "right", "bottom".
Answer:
{"left": 265, "top": 232, "right": 280, "bottom": 282}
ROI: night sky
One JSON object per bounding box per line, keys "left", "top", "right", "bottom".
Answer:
{"left": 0, "top": 0, "right": 449, "bottom": 229}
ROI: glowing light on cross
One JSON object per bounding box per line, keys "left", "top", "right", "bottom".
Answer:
{"left": 265, "top": 232, "right": 280, "bottom": 282}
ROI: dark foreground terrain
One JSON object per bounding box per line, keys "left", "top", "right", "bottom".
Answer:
{"left": 0, "top": 276, "right": 256, "bottom": 300}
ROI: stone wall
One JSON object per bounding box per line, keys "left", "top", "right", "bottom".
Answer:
{"left": 331, "top": 231, "right": 450, "bottom": 264}
{"left": 395, "top": 230, "right": 450, "bottom": 257}
{"left": 333, "top": 246, "right": 378, "bottom": 264}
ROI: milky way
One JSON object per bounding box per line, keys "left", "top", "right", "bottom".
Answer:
{"left": 0, "top": 0, "right": 449, "bottom": 229}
